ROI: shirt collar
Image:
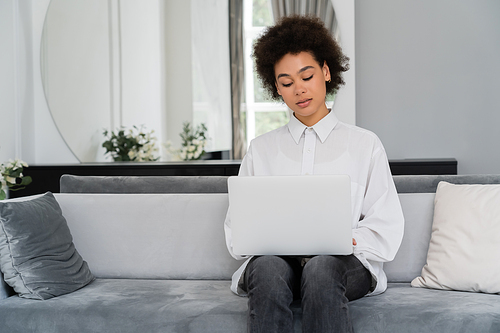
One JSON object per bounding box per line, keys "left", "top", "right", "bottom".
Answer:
{"left": 287, "top": 110, "right": 339, "bottom": 144}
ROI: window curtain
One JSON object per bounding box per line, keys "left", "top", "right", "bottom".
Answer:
{"left": 269, "top": 0, "right": 339, "bottom": 40}
{"left": 229, "top": 0, "right": 246, "bottom": 159}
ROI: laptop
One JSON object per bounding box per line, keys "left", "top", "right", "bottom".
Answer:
{"left": 227, "top": 175, "right": 353, "bottom": 256}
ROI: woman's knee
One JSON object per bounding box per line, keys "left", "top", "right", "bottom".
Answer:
{"left": 248, "top": 256, "right": 291, "bottom": 274}
{"left": 246, "top": 256, "right": 296, "bottom": 291}
{"left": 304, "top": 256, "right": 348, "bottom": 276}
{"left": 302, "top": 255, "right": 348, "bottom": 289}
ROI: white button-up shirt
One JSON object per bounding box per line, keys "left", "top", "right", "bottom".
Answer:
{"left": 224, "top": 110, "right": 404, "bottom": 296}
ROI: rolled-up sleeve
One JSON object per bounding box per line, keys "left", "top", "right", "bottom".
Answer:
{"left": 352, "top": 144, "right": 405, "bottom": 263}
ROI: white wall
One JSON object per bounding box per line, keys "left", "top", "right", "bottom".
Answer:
{"left": 162, "top": 0, "right": 193, "bottom": 151}
{"left": 0, "top": 0, "right": 18, "bottom": 162}
{"left": 0, "top": 0, "right": 75, "bottom": 165}
{"left": 330, "top": 0, "right": 355, "bottom": 125}
{"left": 120, "top": 0, "right": 163, "bottom": 147}
{"left": 356, "top": 0, "right": 500, "bottom": 174}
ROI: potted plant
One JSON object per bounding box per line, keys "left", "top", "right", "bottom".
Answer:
{"left": 165, "top": 122, "right": 208, "bottom": 161}
{"left": 102, "top": 125, "right": 159, "bottom": 162}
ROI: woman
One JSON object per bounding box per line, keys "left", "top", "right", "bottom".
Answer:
{"left": 224, "top": 15, "right": 404, "bottom": 333}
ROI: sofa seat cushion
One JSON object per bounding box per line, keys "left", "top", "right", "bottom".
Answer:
{"left": 0, "top": 279, "right": 247, "bottom": 333}
{"left": 350, "top": 283, "right": 500, "bottom": 333}
{"left": 1, "top": 280, "right": 499, "bottom": 333}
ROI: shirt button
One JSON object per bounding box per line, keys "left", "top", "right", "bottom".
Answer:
{"left": 307, "top": 149, "right": 312, "bottom": 153}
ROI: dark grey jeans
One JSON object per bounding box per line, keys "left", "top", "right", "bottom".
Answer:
{"left": 244, "top": 255, "right": 372, "bottom": 333}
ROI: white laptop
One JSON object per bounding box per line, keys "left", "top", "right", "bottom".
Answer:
{"left": 227, "top": 175, "right": 353, "bottom": 256}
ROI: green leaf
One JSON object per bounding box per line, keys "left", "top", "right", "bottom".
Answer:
{"left": 19, "top": 176, "right": 32, "bottom": 186}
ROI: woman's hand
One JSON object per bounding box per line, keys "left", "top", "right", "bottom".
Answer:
{"left": 352, "top": 238, "right": 357, "bottom": 246}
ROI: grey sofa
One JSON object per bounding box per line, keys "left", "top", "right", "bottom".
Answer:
{"left": 1, "top": 174, "right": 499, "bottom": 332}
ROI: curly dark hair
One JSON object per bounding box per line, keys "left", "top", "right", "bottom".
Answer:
{"left": 253, "top": 15, "right": 349, "bottom": 100}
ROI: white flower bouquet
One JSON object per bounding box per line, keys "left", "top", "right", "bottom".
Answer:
{"left": 102, "top": 125, "right": 159, "bottom": 162}
{"left": 165, "top": 122, "right": 208, "bottom": 161}
{"left": 0, "top": 159, "right": 32, "bottom": 200}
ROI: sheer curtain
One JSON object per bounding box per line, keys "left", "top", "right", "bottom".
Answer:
{"left": 269, "top": 0, "right": 339, "bottom": 40}
{"left": 229, "top": 0, "right": 246, "bottom": 159}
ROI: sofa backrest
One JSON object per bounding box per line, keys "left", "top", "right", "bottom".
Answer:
{"left": 393, "top": 174, "right": 500, "bottom": 193}
{"left": 58, "top": 191, "right": 436, "bottom": 283}
{"left": 61, "top": 174, "right": 500, "bottom": 195}
{"left": 54, "top": 192, "right": 436, "bottom": 283}
{"left": 384, "top": 193, "right": 434, "bottom": 282}
{"left": 60, "top": 175, "right": 229, "bottom": 194}
{"left": 54, "top": 193, "right": 241, "bottom": 280}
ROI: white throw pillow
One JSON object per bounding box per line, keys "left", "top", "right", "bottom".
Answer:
{"left": 411, "top": 181, "right": 500, "bottom": 294}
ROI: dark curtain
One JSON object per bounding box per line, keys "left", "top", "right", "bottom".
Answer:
{"left": 228, "top": 0, "right": 246, "bottom": 159}
{"left": 269, "top": 0, "right": 339, "bottom": 40}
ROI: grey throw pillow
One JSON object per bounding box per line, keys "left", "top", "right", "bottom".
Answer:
{"left": 0, "top": 192, "right": 94, "bottom": 300}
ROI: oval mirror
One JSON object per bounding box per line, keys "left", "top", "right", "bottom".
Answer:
{"left": 41, "top": 0, "right": 164, "bottom": 162}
